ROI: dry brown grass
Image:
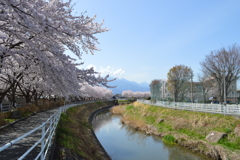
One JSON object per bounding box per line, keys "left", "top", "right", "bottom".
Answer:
{"left": 18, "top": 103, "right": 39, "bottom": 116}
{"left": 37, "top": 99, "right": 64, "bottom": 110}
{"left": 18, "top": 100, "right": 64, "bottom": 116}
{"left": 129, "top": 102, "right": 240, "bottom": 135}
{"left": 0, "top": 112, "right": 9, "bottom": 126}
{"left": 121, "top": 114, "right": 145, "bottom": 130}
{"left": 0, "top": 99, "right": 65, "bottom": 127}
{"left": 110, "top": 105, "right": 125, "bottom": 114}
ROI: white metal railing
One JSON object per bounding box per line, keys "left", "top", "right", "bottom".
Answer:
{"left": 137, "top": 100, "right": 240, "bottom": 115}
{"left": 0, "top": 104, "right": 73, "bottom": 160}
{"left": 0, "top": 103, "right": 22, "bottom": 113}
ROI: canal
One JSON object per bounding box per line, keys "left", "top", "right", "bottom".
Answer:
{"left": 92, "top": 110, "right": 212, "bottom": 160}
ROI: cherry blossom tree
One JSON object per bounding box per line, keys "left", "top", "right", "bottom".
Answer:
{"left": 79, "top": 82, "right": 113, "bottom": 100}
{"left": 122, "top": 90, "right": 150, "bottom": 99}
{"left": 0, "top": 0, "right": 114, "bottom": 106}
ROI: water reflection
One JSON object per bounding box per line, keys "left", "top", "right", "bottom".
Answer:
{"left": 92, "top": 110, "right": 212, "bottom": 160}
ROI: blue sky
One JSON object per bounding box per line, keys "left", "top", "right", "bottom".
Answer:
{"left": 66, "top": 0, "right": 240, "bottom": 83}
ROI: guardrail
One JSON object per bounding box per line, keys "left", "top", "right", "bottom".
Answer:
{"left": 137, "top": 100, "right": 240, "bottom": 115}
{"left": 0, "top": 104, "right": 73, "bottom": 160}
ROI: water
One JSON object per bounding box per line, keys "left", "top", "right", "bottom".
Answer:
{"left": 92, "top": 110, "right": 212, "bottom": 160}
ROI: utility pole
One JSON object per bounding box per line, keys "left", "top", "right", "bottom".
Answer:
{"left": 223, "top": 70, "right": 226, "bottom": 104}
{"left": 162, "top": 81, "right": 165, "bottom": 101}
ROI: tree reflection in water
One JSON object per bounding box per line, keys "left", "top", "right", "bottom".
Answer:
{"left": 124, "top": 125, "right": 148, "bottom": 146}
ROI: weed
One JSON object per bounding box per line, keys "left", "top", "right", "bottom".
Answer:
{"left": 218, "top": 137, "right": 240, "bottom": 150}
{"left": 147, "top": 106, "right": 159, "bottom": 112}
{"left": 110, "top": 105, "right": 125, "bottom": 114}
{"left": 156, "top": 122, "right": 172, "bottom": 132}
{"left": 126, "top": 105, "right": 134, "bottom": 111}
{"left": 82, "top": 121, "right": 92, "bottom": 129}
{"left": 178, "top": 129, "right": 205, "bottom": 139}
{"left": 22, "top": 113, "right": 31, "bottom": 117}
{"left": 68, "top": 107, "right": 76, "bottom": 112}
{"left": 223, "top": 128, "right": 232, "bottom": 133}
{"left": 145, "top": 116, "right": 156, "bottom": 124}
{"left": 118, "top": 100, "right": 135, "bottom": 103}
{"left": 163, "top": 135, "right": 176, "bottom": 144}
{"left": 5, "top": 119, "right": 16, "bottom": 123}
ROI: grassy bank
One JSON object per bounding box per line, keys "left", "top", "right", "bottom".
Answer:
{"left": 118, "top": 99, "right": 136, "bottom": 105}
{"left": 111, "top": 101, "right": 240, "bottom": 159}
{"left": 54, "top": 101, "right": 114, "bottom": 160}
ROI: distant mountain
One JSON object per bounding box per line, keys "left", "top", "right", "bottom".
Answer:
{"left": 108, "top": 78, "right": 150, "bottom": 94}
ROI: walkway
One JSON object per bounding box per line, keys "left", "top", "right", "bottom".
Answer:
{"left": 0, "top": 101, "right": 87, "bottom": 160}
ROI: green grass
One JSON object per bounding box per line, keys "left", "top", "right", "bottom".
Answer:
{"left": 223, "top": 128, "right": 232, "bottom": 133}
{"left": 178, "top": 129, "right": 205, "bottom": 139}
{"left": 22, "top": 113, "right": 31, "bottom": 117}
{"left": 217, "top": 137, "right": 240, "bottom": 150}
{"left": 118, "top": 100, "right": 136, "bottom": 105}
{"left": 126, "top": 105, "right": 134, "bottom": 110}
{"left": 118, "top": 100, "right": 135, "bottom": 102}
{"left": 68, "top": 107, "right": 77, "bottom": 112}
{"left": 5, "top": 119, "right": 16, "bottom": 123}
{"left": 156, "top": 122, "right": 173, "bottom": 132}
{"left": 57, "top": 113, "right": 75, "bottom": 150}
{"left": 147, "top": 105, "right": 159, "bottom": 112}
{"left": 163, "top": 135, "right": 176, "bottom": 144}
{"left": 145, "top": 115, "right": 156, "bottom": 124}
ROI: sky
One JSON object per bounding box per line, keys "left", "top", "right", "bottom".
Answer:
{"left": 65, "top": 0, "right": 240, "bottom": 84}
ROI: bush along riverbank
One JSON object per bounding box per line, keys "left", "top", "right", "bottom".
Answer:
{"left": 53, "top": 101, "right": 114, "bottom": 160}
{"left": 110, "top": 101, "right": 240, "bottom": 160}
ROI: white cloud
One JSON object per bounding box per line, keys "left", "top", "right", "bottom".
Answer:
{"left": 87, "top": 64, "right": 125, "bottom": 77}
{"left": 113, "top": 68, "right": 125, "bottom": 75}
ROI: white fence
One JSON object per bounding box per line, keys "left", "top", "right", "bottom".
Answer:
{"left": 0, "top": 103, "right": 22, "bottom": 113}
{"left": 0, "top": 104, "right": 72, "bottom": 160}
{"left": 137, "top": 100, "right": 240, "bottom": 115}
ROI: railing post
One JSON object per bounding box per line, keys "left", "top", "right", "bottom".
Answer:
{"left": 41, "top": 123, "right": 45, "bottom": 160}
{"left": 49, "top": 118, "right": 53, "bottom": 145}
{"left": 223, "top": 104, "right": 225, "bottom": 116}
{"left": 239, "top": 105, "right": 240, "bottom": 115}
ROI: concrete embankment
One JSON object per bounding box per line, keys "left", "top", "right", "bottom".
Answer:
{"left": 111, "top": 101, "right": 240, "bottom": 160}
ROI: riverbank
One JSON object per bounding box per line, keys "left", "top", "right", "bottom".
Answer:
{"left": 53, "top": 101, "right": 114, "bottom": 160}
{"left": 111, "top": 101, "right": 240, "bottom": 160}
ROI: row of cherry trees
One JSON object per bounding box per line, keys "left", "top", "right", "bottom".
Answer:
{"left": 122, "top": 90, "right": 151, "bottom": 99}
{"left": 80, "top": 82, "right": 113, "bottom": 100}
{"left": 0, "top": 0, "right": 114, "bottom": 106}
